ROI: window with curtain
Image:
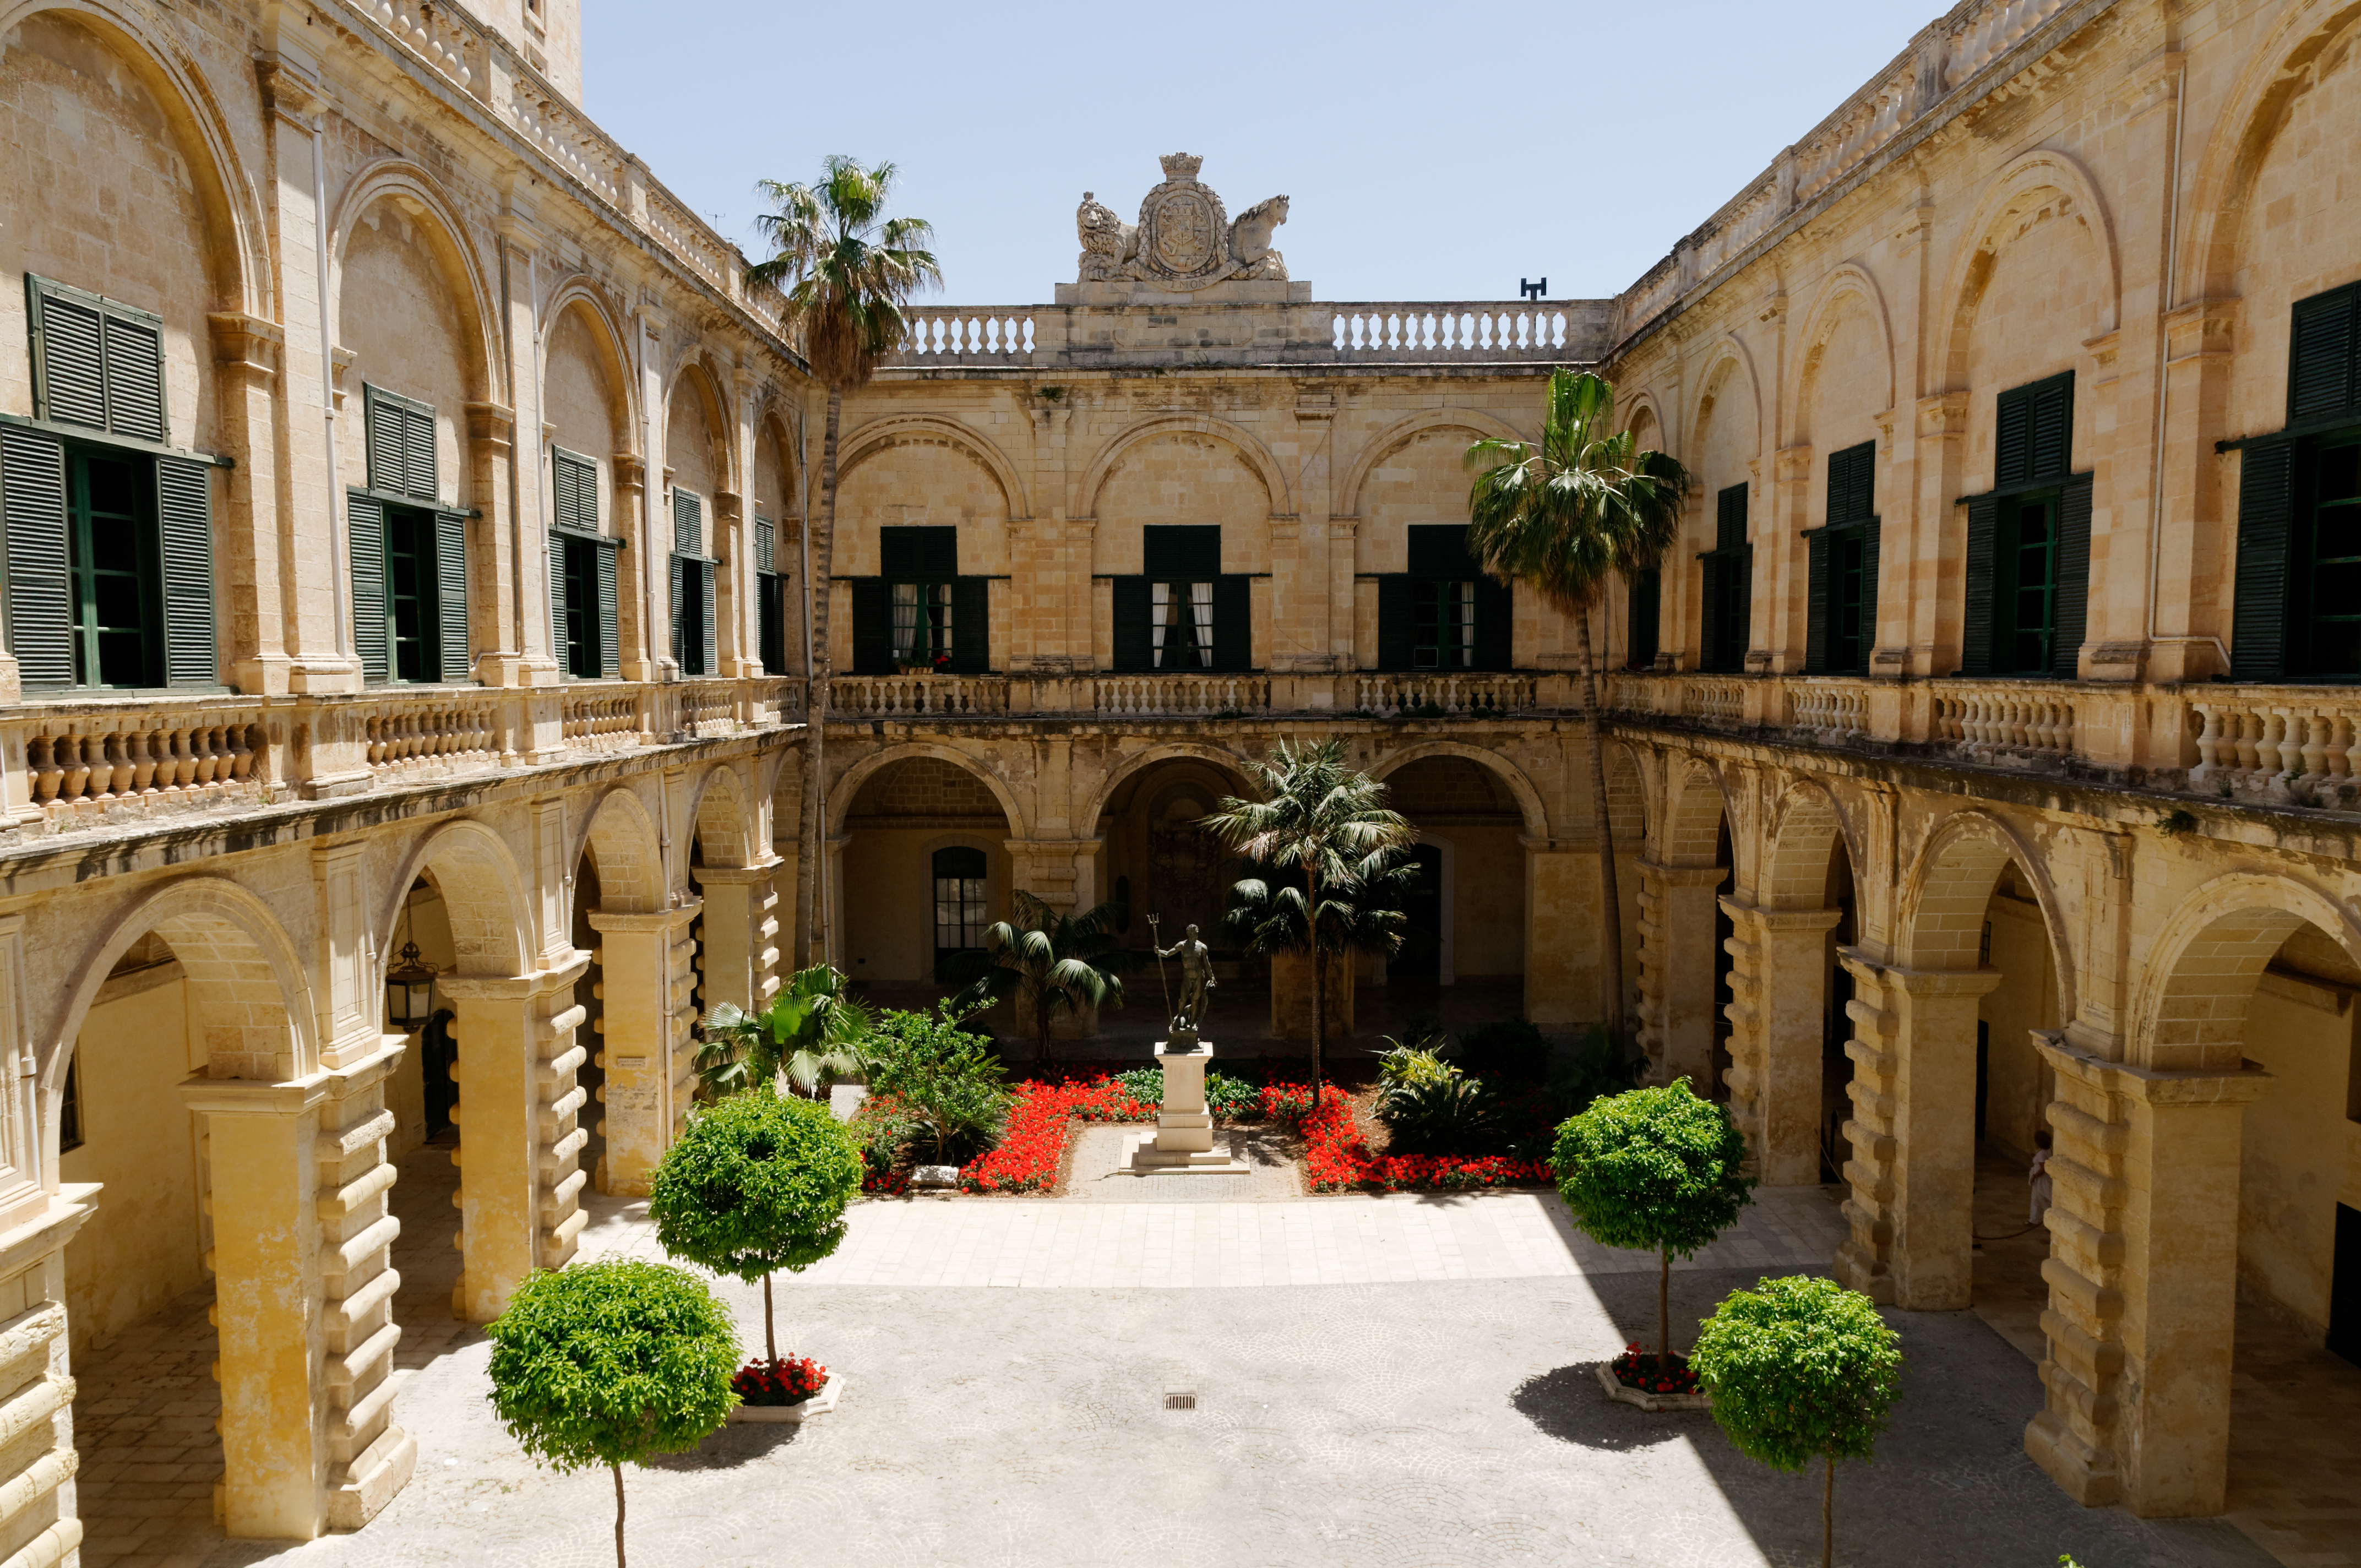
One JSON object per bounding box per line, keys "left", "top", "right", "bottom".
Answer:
{"left": 852, "top": 525, "right": 986, "bottom": 676}
{"left": 932, "top": 846, "right": 988, "bottom": 964}
{"left": 893, "top": 579, "right": 955, "bottom": 669}
{"left": 350, "top": 383, "right": 467, "bottom": 685}
{"left": 1375, "top": 524, "right": 1511, "bottom": 672}
{"left": 1112, "top": 525, "right": 1250, "bottom": 673}
{"left": 1150, "top": 578, "right": 1215, "bottom": 668}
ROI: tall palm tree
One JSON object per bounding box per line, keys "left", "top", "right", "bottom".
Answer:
{"left": 746, "top": 159, "right": 942, "bottom": 967}
{"left": 1201, "top": 740, "right": 1414, "bottom": 1089}
{"left": 1464, "top": 369, "right": 1689, "bottom": 1042}
{"left": 941, "top": 890, "right": 1134, "bottom": 1062}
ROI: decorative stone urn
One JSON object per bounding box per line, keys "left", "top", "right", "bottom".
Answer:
{"left": 1121, "top": 1039, "right": 1250, "bottom": 1175}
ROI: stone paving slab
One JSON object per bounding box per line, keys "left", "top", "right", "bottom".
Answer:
{"left": 1060, "top": 1124, "right": 1304, "bottom": 1202}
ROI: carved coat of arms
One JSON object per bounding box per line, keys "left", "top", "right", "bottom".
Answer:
{"left": 1076, "top": 153, "right": 1289, "bottom": 289}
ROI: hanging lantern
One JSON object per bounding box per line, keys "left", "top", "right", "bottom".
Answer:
{"left": 385, "top": 940, "right": 439, "bottom": 1031}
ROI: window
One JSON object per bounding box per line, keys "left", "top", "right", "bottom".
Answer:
{"left": 669, "top": 487, "right": 716, "bottom": 677}
{"left": 755, "top": 512, "right": 788, "bottom": 676}
{"left": 1625, "top": 567, "right": 1661, "bottom": 670}
{"left": 1112, "top": 526, "right": 1250, "bottom": 673}
{"left": 932, "top": 846, "right": 988, "bottom": 966}
{"left": 351, "top": 384, "right": 467, "bottom": 684}
{"left": 1696, "top": 482, "right": 1751, "bottom": 673}
{"left": 1375, "top": 524, "right": 1511, "bottom": 672}
{"left": 548, "top": 447, "right": 619, "bottom": 680}
{"left": 3, "top": 276, "right": 217, "bottom": 694}
{"left": 2234, "top": 282, "right": 2361, "bottom": 681}
{"left": 1152, "top": 579, "right": 1215, "bottom": 668}
{"left": 58, "top": 1053, "right": 83, "bottom": 1155}
{"left": 1805, "top": 442, "right": 1880, "bottom": 676}
{"left": 1963, "top": 373, "right": 2088, "bottom": 679}
{"left": 851, "top": 525, "right": 987, "bottom": 675}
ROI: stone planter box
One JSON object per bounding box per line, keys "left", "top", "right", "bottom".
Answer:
{"left": 911, "top": 1164, "right": 961, "bottom": 1189}
{"left": 1595, "top": 1362, "right": 1711, "bottom": 1412}
{"left": 727, "top": 1376, "right": 844, "bottom": 1425}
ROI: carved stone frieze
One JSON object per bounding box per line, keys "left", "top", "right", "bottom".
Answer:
{"left": 1074, "top": 154, "right": 1289, "bottom": 291}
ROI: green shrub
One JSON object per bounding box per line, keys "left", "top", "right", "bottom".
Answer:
{"left": 648, "top": 1093, "right": 862, "bottom": 1366}
{"left": 1116, "top": 1065, "right": 1258, "bottom": 1121}
{"left": 1376, "top": 1026, "right": 1459, "bottom": 1088}
{"left": 486, "top": 1260, "right": 739, "bottom": 1568}
{"left": 1548, "top": 1025, "right": 1641, "bottom": 1116}
{"left": 1554, "top": 1079, "right": 1754, "bottom": 1363}
{"left": 1460, "top": 1016, "right": 1551, "bottom": 1078}
{"left": 1690, "top": 1275, "right": 1903, "bottom": 1568}
{"left": 695, "top": 963, "right": 871, "bottom": 1100}
{"left": 862, "top": 1004, "right": 1011, "bottom": 1162}
{"left": 1378, "top": 1074, "right": 1506, "bottom": 1155}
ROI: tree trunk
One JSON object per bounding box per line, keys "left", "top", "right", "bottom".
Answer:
{"left": 612, "top": 1461, "right": 628, "bottom": 1568}
{"left": 1037, "top": 984, "right": 1056, "bottom": 1065}
{"left": 762, "top": 1271, "right": 777, "bottom": 1367}
{"left": 1659, "top": 1245, "right": 1671, "bottom": 1364}
{"left": 1821, "top": 1452, "right": 1834, "bottom": 1568}
{"left": 798, "top": 388, "right": 844, "bottom": 967}
{"left": 1574, "top": 603, "right": 1625, "bottom": 1040}
{"left": 1305, "top": 863, "right": 1324, "bottom": 1093}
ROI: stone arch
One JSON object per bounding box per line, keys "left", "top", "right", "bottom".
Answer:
{"left": 1689, "top": 336, "right": 1764, "bottom": 467}
{"left": 44, "top": 877, "right": 318, "bottom": 1116}
{"left": 1076, "top": 413, "right": 1293, "bottom": 520}
{"left": 0, "top": 0, "right": 269, "bottom": 318}
{"left": 1606, "top": 741, "right": 1648, "bottom": 846}
{"left": 839, "top": 414, "right": 1028, "bottom": 520}
{"left": 1622, "top": 389, "right": 1669, "bottom": 452}
{"left": 540, "top": 281, "right": 639, "bottom": 443}
{"left": 1761, "top": 777, "right": 1863, "bottom": 909}
{"left": 1786, "top": 263, "right": 1897, "bottom": 443}
{"left": 377, "top": 819, "right": 537, "bottom": 982}
{"left": 574, "top": 786, "right": 666, "bottom": 916}
{"left": 833, "top": 743, "right": 1029, "bottom": 840}
{"left": 1661, "top": 758, "right": 1733, "bottom": 867}
{"left": 329, "top": 162, "right": 498, "bottom": 405}
{"left": 1898, "top": 809, "right": 2076, "bottom": 1017}
{"left": 686, "top": 763, "right": 758, "bottom": 869}
{"left": 664, "top": 356, "right": 735, "bottom": 501}
{"left": 1370, "top": 741, "right": 1548, "bottom": 838}
{"left": 750, "top": 405, "right": 800, "bottom": 525}
{"left": 2131, "top": 871, "right": 2361, "bottom": 1072}
{"left": 1934, "top": 147, "right": 2121, "bottom": 391}
{"left": 1335, "top": 407, "right": 1524, "bottom": 520}
{"left": 1079, "top": 742, "right": 1259, "bottom": 835}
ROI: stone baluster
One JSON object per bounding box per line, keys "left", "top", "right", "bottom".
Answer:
{"left": 52, "top": 734, "right": 88, "bottom": 805}
{"left": 2297, "top": 713, "right": 2330, "bottom": 794}
{"left": 2273, "top": 709, "right": 2306, "bottom": 796}
{"left": 2228, "top": 709, "right": 2261, "bottom": 786}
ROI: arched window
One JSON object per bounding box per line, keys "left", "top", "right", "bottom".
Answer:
{"left": 933, "top": 846, "right": 988, "bottom": 964}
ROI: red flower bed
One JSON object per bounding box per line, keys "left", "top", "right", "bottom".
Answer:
{"left": 1270, "top": 1080, "right": 1554, "bottom": 1194}
{"left": 958, "top": 1074, "right": 1158, "bottom": 1193}
{"left": 1609, "top": 1344, "right": 1701, "bottom": 1397}
{"left": 733, "top": 1354, "right": 828, "bottom": 1406}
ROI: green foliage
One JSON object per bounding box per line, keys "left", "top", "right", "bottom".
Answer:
{"left": 862, "top": 1004, "right": 1012, "bottom": 1162}
{"left": 1113, "top": 1066, "right": 1257, "bottom": 1121}
{"left": 746, "top": 159, "right": 942, "bottom": 394}
{"left": 1547, "top": 1025, "right": 1641, "bottom": 1115}
{"left": 1459, "top": 1016, "right": 1551, "bottom": 1079}
{"left": 1377, "top": 1074, "right": 1506, "bottom": 1155}
{"left": 1689, "top": 1275, "right": 1903, "bottom": 1473}
{"left": 1553, "top": 1079, "right": 1754, "bottom": 1257}
{"left": 649, "top": 1094, "right": 862, "bottom": 1283}
{"left": 940, "top": 890, "right": 1134, "bottom": 1062}
{"left": 485, "top": 1261, "right": 739, "bottom": 1473}
{"left": 1376, "top": 1025, "right": 1457, "bottom": 1088}
{"left": 697, "top": 964, "right": 871, "bottom": 1101}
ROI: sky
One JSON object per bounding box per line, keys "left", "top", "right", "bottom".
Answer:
{"left": 581, "top": 0, "right": 1932, "bottom": 307}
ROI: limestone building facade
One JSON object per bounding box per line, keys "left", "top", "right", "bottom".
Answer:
{"left": 0, "top": 0, "right": 2355, "bottom": 1555}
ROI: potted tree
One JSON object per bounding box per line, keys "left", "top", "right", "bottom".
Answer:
{"left": 1690, "top": 1275, "right": 1904, "bottom": 1568}
{"left": 485, "top": 1260, "right": 739, "bottom": 1568}
{"left": 649, "top": 1092, "right": 864, "bottom": 1421}
{"left": 1553, "top": 1077, "right": 1754, "bottom": 1408}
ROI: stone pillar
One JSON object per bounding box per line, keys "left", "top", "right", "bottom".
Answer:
{"left": 439, "top": 959, "right": 592, "bottom": 1322}
{"left": 1635, "top": 860, "right": 1727, "bottom": 1088}
{"left": 694, "top": 864, "right": 782, "bottom": 1018}
{"left": 1767, "top": 445, "right": 1814, "bottom": 671}
{"left": 584, "top": 905, "right": 698, "bottom": 1196}
{"left": 182, "top": 1036, "right": 412, "bottom": 1538}
{"left": 2025, "top": 1035, "right": 2268, "bottom": 1516}
{"left": 208, "top": 312, "right": 292, "bottom": 695}
{"left": 1522, "top": 837, "right": 1594, "bottom": 1027}
{"left": 1721, "top": 899, "right": 1842, "bottom": 1184}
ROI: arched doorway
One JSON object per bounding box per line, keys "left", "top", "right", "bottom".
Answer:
{"left": 837, "top": 753, "right": 1015, "bottom": 1022}
{"left": 1371, "top": 754, "right": 1528, "bottom": 1039}
{"left": 1095, "top": 754, "right": 1258, "bottom": 1049}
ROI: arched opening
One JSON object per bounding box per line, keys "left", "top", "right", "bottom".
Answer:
{"left": 838, "top": 755, "right": 1015, "bottom": 1024}
{"left": 573, "top": 789, "right": 667, "bottom": 1195}
{"left": 1819, "top": 833, "right": 1859, "bottom": 1184}
{"left": 1645, "top": 766, "right": 1733, "bottom": 1093}
{"left": 1372, "top": 754, "right": 1527, "bottom": 1039}
{"left": 1968, "top": 856, "right": 2063, "bottom": 1357}
{"left": 1094, "top": 754, "right": 1261, "bottom": 1053}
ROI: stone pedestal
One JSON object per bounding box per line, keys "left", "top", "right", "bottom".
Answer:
{"left": 1122, "top": 1040, "right": 1250, "bottom": 1175}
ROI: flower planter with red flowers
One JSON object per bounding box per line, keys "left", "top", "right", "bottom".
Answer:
{"left": 1596, "top": 1344, "right": 1712, "bottom": 1412}
{"left": 1267, "top": 1081, "right": 1555, "bottom": 1195}
{"left": 726, "top": 1355, "right": 842, "bottom": 1424}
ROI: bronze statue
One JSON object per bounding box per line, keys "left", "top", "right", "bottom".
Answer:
{"left": 1150, "top": 917, "right": 1216, "bottom": 1040}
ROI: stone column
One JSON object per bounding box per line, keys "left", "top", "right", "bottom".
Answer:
{"left": 1522, "top": 837, "right": 1594, "bottom": 1027}
{"left": 1766, "top": 445, "right": 1814, "bottom": 670}
{"left": 439, "top": 959, "right": 592, "bottom": 1322}
{"left": 584, "top": 905, "right": 698, "bottom": 1196}
{"left": 694, "top": 864, "right": 782, "bottom": 1018}
{"left": 181, "top": 1036, "right": 412, "bottom": 1538}
{"left": 2025, "top": 1035, "right": 2268, "bottom": 1516}
{"left": 1722, "top": 898, "right": 1842, "bottom": 1184}
{"left": 612, "top": 454, "right": 654, "bottom": 681}
{"left": 1635, "top": 860, "right": 1727, "bottom": 1088}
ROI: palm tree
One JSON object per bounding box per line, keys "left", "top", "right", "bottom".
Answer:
{"left": 746, "top": 159, "right": 942, "bottom": 968}
{"left": 1201, "top": 740, "right": 1415, "bottom": 1089}
{"left": 1465, "top": 370, "right": 1689, "bottom": 1042}
{"left": 941, "top": 890, "right": 1133, "bottom": 1061}
{"left": 694, "top": 962, "right": 872, "bottom": 1100}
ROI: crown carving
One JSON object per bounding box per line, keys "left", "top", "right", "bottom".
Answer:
{"left": 1158, "top": 152, "right": 1204, "bottom": 182}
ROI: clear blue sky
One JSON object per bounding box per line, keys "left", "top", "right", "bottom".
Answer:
{"left": 583, "top": 0, "right": 1930, "bottom": 306}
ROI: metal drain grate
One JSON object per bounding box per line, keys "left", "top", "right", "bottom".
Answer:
{"left": 1163, "top": 1392, "right": 1196, "bottom": 1411}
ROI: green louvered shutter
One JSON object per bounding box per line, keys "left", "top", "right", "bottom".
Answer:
{"left": 0, "top": 426, "right": 73, "bottom": 690}
{"left": 2231, "top": 439, "right": 2296, "bottom": 682}
{"left": 2030, "top": 376, "right": 2073, "bottom": 482}
{"left": 103, "top": 311, "right": 166, "bottom": 442}
{"left": 699, "top": 561, "right": 716, "bottom": 677}
{"left": 2289, "top": 284, "right": 2359, "bottom": 426}
{"left": 1995, "top": 386, "right": 2032, "bottom": 490}
{"left": 27, "top": 281, "right": 106, "bottom": 431}
{"left": 1716, "top": 483, "right": 1748, "bottom": 551}
{"left": 1472, "top": 575, "right": 1513, "bottom": 671}
{"left": 1734, "top": 547, "right": 1754, "bottom": 663}
{"left": 1857, "top": 520, "right": 1881, "bottom": 674}
{"left": 669, "top": 556, "right": 687, "bottom": 668}
{"left": 348, "top": 491, "right": 389, "bottom": 683}
{"left": 157, "top": 455, "right": 216, "bottom": 687}
{"left": 1804, "top": 531, "right": 1831, "bottom": 674}
{"left": 952, "top": 576, "right": 988, "bottom": 673}
{"left": 364, "top": 388, "right": 406, "bottom": 494}
{"left": 549, "top": 531, "right": 568, "bottom": 674}
{"left": 1110, "top": 577, "right": 1151, "bottom": 672}
{"left": 1962, "top": 494, "right": 2000, "bottom": 677}
{"left": 851, "top": 578, "right": 893, "bottom": 674}
{"left": 1146, "top": 525, "right": 1220, "bottom": 579}
{"left": 754, "top": 515, "right": 776, "bottom": 573}
{"left": 2052, "top": 474, "right": 2093, "bottom": 680}
{"left": 596, "top": 540, "right": 620, "bottom": 677}
{"left": 673, "top": 489, "right": 702, "bottom": 555}
{"left": 1212, "top": 575, "right": 1252, "bottom": 672}
{"left": 1377, "top": 574, "right": 1414, "bottom": 671}
{"left": 1697, "top": 551, "right": 1723, "bottom": 673}
{"left": 435, "top": 510, "right": 469, "bottom": 683}
{"left": 405, "top": 404, "right": 437, "bottom": 501}
{"left": 553, "top": 448, "right": 597, "bottom": 533}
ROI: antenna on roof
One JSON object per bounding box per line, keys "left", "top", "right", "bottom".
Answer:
{"left": 1520, "top": 277, "right": 1547, "bottom": 301}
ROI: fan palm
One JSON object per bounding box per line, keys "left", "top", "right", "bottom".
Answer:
{"left": 746, "top": 159, "right": 943, "bottom": 968}
{"left": 695, "top": 963, "right": 872, "bottom": 1100}
{"left": 940, "top": 890, "right": 1133, "bottom": 1061}
{"left": 1201, "top": 740, "right": 1415, "bottom": 1088}
{"left": 1465, "top": 369, "right": 1689, "bottom": 1040}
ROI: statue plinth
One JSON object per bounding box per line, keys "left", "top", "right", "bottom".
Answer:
{"left": 1120, "top": 1039, "right": 1251, "bottom": 1176}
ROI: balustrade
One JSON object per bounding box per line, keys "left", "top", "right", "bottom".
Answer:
{"left": 1091, "top": 676, "right": 1271, "bottom": 718}
{"left": 830, "top": 674, "right": 1008, "bottom": 718}
{"left": 1682, "top": 679, "right": 1746, "bottom": 725}
{"left": 1786, "top": 680, "right": 1870, "bottom": 741}
{"left": 1933, "top": 685, "right": 2076, "bottom": 764}
{"left": 357, "top": 695, "right": 501, "bottom": 777}
{"left": 561, "top": 691, "right": 641, "bottom": 753}
{"left": 1328, "top": 307, "right": 1570, "bottom": 361}
{"left": 674, "top": 679, "right": 742, "bottom": 736}
{"left": 1355, "top": 673, "right": 1536, "bottom": 718}
{"left": 15, "top": 704, "right": 271, "bottom": 824}
{"left": 898, "top": 312, "right": 1036, "bottom": 363}
{"left": 358, "top": 0, "right": 483, "bottom": 93}
{"left": 2188, "top": 696, "right": 2361, "bottom": 803}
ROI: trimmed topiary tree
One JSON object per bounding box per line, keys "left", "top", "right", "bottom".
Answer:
{"left": 1689, "top": 1275, "right": 1904, "bottom": 1568}
{"left": 1553, "top": 1077, "right": 1754, "bottom": 1366}
{"left": 485, "top": 1260, "right": 739, "bottom": 1568}
{"left": 649, "top": 1091, "right": 863, "bottom": 1368}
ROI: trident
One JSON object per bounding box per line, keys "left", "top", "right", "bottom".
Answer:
{"left": 1148, "top": 913, "right": 1173, "bottom": 1024}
